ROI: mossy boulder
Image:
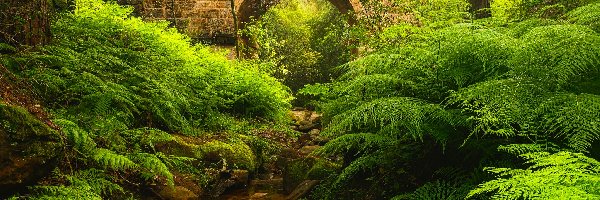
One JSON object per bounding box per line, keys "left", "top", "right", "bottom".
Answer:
{"left": 283, "top": 157, "right": 339, "bottom": 193}
{"left": 0, "top": 103, "right": 62, "bottom": 194}
{"left": 199, "top": 140, "right": 256, "bottom": 170}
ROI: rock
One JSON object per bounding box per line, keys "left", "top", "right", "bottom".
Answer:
{"left": 231, "top": 169, "right": 250, "bottom": 186}
{"left": 250, "top": 192, "right": 269, "bottom": 199}
{"left": 157, "top": 186, "right": 199, "bottom": 200}
{"left": 297, "top": 133, "right": 312, "bottom": 146}
{"left": 308, "top": 129, "right": 320, "bottom": 136}
{"left": 283, "top": 158, "right": 316, "bottom": 193}
{"left": 297, "top": 123, "right": 316, "bottom": 132}
{"left": 299, "top": 145, "right": 320, "bottom": 156}
{"left": 249, "top": 178, "right": 283, "bottom": 192}
{"left": 308, "top": 113, "right": 322, "bottom": 124}
{"left": 283, "top": 158, "right": 340, "bottom": 194}
{"left": 286, "top": 180, "right": 321, "bottom": 200}
{"left": 292, "top": 107, "right": 305, "bottom": 111}
{"left": 199, "top": 141, "right": 257, "bottom": 170}
{"left": 0, "top": 104, "right": 62, "bottom": 196}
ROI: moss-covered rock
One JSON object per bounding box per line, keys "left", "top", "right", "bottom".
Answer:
{"left": 0, "top": 103, "right": 62, "bottom": 195}
{"left": 199, "top": 140, "right": 257, "bottom": 170}
{"left": 283, "top": 157, "right": 340, "bottom": 193}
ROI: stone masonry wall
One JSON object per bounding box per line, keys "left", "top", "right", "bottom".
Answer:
{"left": 118, "top": 0, "right": 361, "bottom": 45}
{"left": 119, "top": 0, "right": 241, "bottom": 44}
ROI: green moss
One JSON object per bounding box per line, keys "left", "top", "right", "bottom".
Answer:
{"left": 307, "top": 158, "right": 340, "bottom": 180}
{"left": 0, "top": 103, "right": 61, "bottom": 148}
{"left": 199, "top": 140, "right": 257, "bottom": 170}
{"left": 0, "top": 103, "right": 63, "bottom": 188}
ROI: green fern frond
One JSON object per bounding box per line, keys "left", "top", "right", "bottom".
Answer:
{"left": 449, "top": 78, "right": 546, "bottom": 138}
{"left": 467, "top": 151, "right": 600, "bottom": 199}
{"left": 539, "top": 93, "right": 600, "bottom": 152}
{"left": 392, "top": 180, "right": 471, "bottom": 200}
{"left": 55, "top": 119, "right": 97, "bottom": 153}
{"left": 28, "top": 185, "right": 103, "bottom": 200}
{"left": 312, "top": 133, "right": 394, "bottom": 157}
{"left": 92, "top": 148, "right": 137, "bottom": 170}
{"left": 324, "top": 97, "right": 449, "bottom": 140}
{"left": 67, "top": 169, "right": 125, "bottom": 197}
{"left": 510, "top": 24, "right": 600, "bottom": 88}
{"left": 567, "top": 3, "right": 600, "bottom": 33}
{"left": 129, "top": 153, "right": 174, "bottom": 186}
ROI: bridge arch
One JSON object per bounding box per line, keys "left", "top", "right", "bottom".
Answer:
{"left": 235, "top": 0, "right": 362, "bottom": 30}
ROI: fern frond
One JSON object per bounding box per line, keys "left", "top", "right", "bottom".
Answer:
{"left": 539, "top": 93, "right": 600, "bottom": 152}
{"left": 92, "top": 148, "right": 137, "bottom": 170}
{"left": 55, "top": 119, "right": 97, "bottom": 153}
{"left": 67, "top": 168, "right": 125, "bottom": 197}
{"left": 312, "top": 133, "right": 394, "bottom": 157}
{"left": 467, "top": 151, "right": 600, "bottom": 199}
{"left": 324, "top": 97, "right": 450, "bottom": 140}
{"left": 392, "top": 180, "right": 471, "bottom": 200}
{"left": 567, "top": 3, "right": 600, "bottom": 33}
{"left": 129, "top": 152, "right": 174, "bottom": 186}
{"left": 510, "top": 24, "right": 600, "bottom": 88}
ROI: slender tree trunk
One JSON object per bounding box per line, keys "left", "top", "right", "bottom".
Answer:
{"left": 230, "top": 0, "right": 240, "bottom": 59}
{"left": 0, "top": 0, "right": 52, "bottom": 46}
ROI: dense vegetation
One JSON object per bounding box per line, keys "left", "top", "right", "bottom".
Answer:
{"left": 300, "top": 0, "right": 600, "bottom": 199}
{"left": 1, "top": 0, "right": 291, "bottom": 198}
{"left": 1, "top": 0, "right": 600, "bottom": 199}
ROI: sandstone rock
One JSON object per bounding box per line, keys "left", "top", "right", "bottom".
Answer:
{"left": 308, "top": 129, "right": 320, "bottom": 136}
{"left": 283, "top": 158, "right": 316, "bottom": 193}
{"left": 250, "top": 192, "right": 268, "bottom": 199}
{"left": 232, "top": 169, "right": 250, "bottom": 187}
{"left": 299, "top": 145, "right": 321, "bottom": 156}
{"left": 0, "top": 104, "right": 62, "bottom": 196}
{"left": 286, "top": 180, "right": 320, "bottom": 200}
{"left": 157, "top": 186, "right": 199, "bottom": 200}
{"left": 297, "top": 123, "right": 316, "bottom": 132}
{"left": 297, "top": 133, "right": 312, "bottom": 146}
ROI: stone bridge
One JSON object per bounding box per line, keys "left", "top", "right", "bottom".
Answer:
{"left": 117, "top": 0, "right": 361, "bottom": 44}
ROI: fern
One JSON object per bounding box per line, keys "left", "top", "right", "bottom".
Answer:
{"left": 129, "top": 153, "right": 174, "bottom": 186}
{"left": 324, "top": 97, "right": 454, "bottom": 142}
{"left": 467, "top": 151, "right": 600, "bottom": 199}
{"left": 392, "top": 180, "right": 471, "bottom": 200}
{"left": 92, "top": 148, "right": 137, "bottom": 170}
{"left": 312, "top": 133, "right": 394, "bottom": 157}
{"left": 567, "top": 2, "right": 600, "bottom": 33}
{"left": 510, "top": 24, "right": 600, "bottom": 88}
{"left": 55, "top": 119, "right": 97, "bottom": 153}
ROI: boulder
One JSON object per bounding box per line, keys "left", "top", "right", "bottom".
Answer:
{"left": 0, "top": 103, "right": 62, "bottom": 196}
{"left": 283, "top": 157, "right": 340, "bottom": 194}
{"left": 156, "top": 186, "right": 199, "bottom": 200}
{"left": 283, "top": 158, "right": 316, "bottom": 193}
{"left": 299, "top": 145, "right": 320, "bottom": 156}
{"left": 286, "top": 180, "right": 321, "bottom": 200}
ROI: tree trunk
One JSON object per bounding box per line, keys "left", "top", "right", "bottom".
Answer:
{"left": 0, "top": 0, "right": 52, "bottom": 46}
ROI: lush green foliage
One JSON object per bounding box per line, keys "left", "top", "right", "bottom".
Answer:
{"left": 1, "top": 0, "right": 291, "bottom": 198}
{"left": 241, "top": 0, "right": 351, "bottom": 94}
{"left": 467, "top": 151, "right": 600, "bottom": 199}
{"left": 306, "top": 0, "right": 600, "bottom": 199}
